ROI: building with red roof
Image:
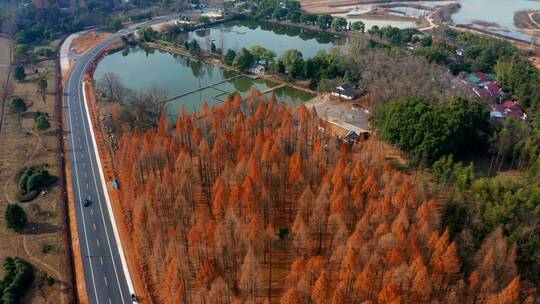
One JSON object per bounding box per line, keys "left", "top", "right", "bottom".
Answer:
{"left": 491, "top": 100, "right": 527, "bottom": 120}
{"left": 486, "top": 83, "right": 502, "bottom": 98}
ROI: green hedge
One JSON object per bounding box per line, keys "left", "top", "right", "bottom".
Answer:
{"left": 15, "top": 190, "right": 39, "bottom": 203}
{"left": 16, "top": 166, "right": 57, "bottom": 202}
{"left": 9, "top": 97, "right": 26, "bottom": 113}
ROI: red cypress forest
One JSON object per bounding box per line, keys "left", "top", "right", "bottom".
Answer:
{"left": 111, "top": 91, "right": 535, "bottom": 303}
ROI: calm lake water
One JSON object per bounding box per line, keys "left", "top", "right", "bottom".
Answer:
{"left": 452, "top": 0, "right": 540, "bottom": 42}
{"left": 186, "top": 20, "right": 346, "bottom": 58}
{"left": 93, "top": 47, "right": 315, "bottom": 116}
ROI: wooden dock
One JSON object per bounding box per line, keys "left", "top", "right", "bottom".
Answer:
{"left": 261, "top": 83, "right": 286, "bottom": 95}
{"left": 162, "top": 75, "right": 243, "bottom": 103}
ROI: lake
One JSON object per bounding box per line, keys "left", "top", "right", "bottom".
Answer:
{"left": 186, "top": 20, "right": 346, "bottom": 59}
{"left": 93, "top": 47, "right": 315, "bottom": 116}
{"left": 452, "top": 0, "right": 540, "bottom": 42}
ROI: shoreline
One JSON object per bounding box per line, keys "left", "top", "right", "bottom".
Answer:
{"left": 302, "top": 0, "right": 539, "bottom": 50}
{"left": 452, "top": 24, "right": 540, "bottom": 50}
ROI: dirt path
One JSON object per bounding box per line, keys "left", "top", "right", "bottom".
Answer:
{"left": 0, "top": 42, "right": 70, "bottom": 302}
{"left": 529, "top": 11, "right": 540, "bottom": 28}
{"left": 1, "top": 120, "right": 66, "bottom": 304}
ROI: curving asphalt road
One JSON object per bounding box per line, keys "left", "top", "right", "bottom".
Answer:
{"left": 63, "top": 15, "right": 179, "bottom": 304}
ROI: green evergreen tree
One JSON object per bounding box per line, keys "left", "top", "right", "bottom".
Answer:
{"left": 5, "top": 204, "right": 27, "bottom": 231}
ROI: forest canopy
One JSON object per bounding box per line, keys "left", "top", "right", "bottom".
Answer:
{"left": 111, "top": 91, "right": 530, "bottom": 303}
{"left": 374, "top": 97, "right": 489, "bottom": 166}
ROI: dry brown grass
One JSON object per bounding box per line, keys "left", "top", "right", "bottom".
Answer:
{"left": 70, "top": 32, "right": 113, "bottom": 56}
{"left": 0, "top": 51, "right": 70, "bottom": 303}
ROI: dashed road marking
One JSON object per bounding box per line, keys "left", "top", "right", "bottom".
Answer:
{"left": 100, "top": 257, "right": 104, "bottom": 265}
{"left": 90, "top": 208, "right": 94, "bottom": 215}
{"left": 104, "top": 276, "right": 108, "bottom": 286}
{"left": 93, "top": 223, "right": 96, "bottom": 230}
{"left": 96, "top": 239, "right": 100, "bottom": 247}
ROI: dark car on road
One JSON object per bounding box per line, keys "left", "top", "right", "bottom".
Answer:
{"left": 82, "top": 198, "right": 91, "bottom": 207}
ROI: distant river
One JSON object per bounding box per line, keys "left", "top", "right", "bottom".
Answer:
{"left": 452, "top": 0, "right": 540, "bottom": 42}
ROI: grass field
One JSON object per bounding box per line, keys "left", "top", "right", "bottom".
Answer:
{"left": 0, "top": 37, "right": 71, "bottom": 303}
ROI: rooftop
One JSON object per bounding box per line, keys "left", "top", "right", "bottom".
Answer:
{"left": 493, "top": 100, "right": 526, "bottom": 119}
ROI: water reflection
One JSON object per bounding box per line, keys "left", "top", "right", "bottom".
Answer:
{"left": 94, "top": 47, "right": 314, "bottom": 115}
{"left": 188, "top": 19, "right": 346, "bottom": 58}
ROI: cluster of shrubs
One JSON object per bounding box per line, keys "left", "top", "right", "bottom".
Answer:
{"left": 34, "top": 47, "right": 54, "bottom": 58}
{"left": 4, "top": 204, "right": 27, "bottom": 232}
{"left": 39, "top": 272, "right": 54, "bottom": 287}
{"left": 16, "top": 166, "right": 56, "bottom": 202}
{"left": 0, "top": 257, "right": 34, "bottom": 304}
{"left": 34, "top": 112, "right": 50, "bottom": 131}
{"left": 9, "top": 96, "right": 26, "bottom": 113}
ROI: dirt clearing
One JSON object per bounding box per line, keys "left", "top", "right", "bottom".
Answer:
{"left": 70, "top": 31, "right": 113, "bottom": 56}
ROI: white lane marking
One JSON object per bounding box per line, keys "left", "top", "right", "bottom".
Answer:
{"left": 90, "top": 208, "right": 94, "bottom": 215}
{"left": 84, "top": 172, "right": 87, "bottom": 178}
{"left": 65, "top": 70, "right": 100, "bottom": 304}
{"left": 96, "top": 239, "right": 100, "bottom": 247}
{"left": 69, "top": 27, "right": 167, "bottom": 302}
{"left": 100, "top": 257, "right": 104, "bottom": 265}
{"left": 79, "top": 80, "right": 128, "bottom": 303}
{"left": 104, "top": 276, "right": 108, "bottom": 286}
{"left": 93, "top": 223, "right": 96, "bottom": 230}
{"left": 86, "top": 183, "right": 89, "bottom": 189}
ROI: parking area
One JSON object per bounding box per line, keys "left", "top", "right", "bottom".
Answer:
{"left": 305, "top": 94, "right": 370, "bottom": 134}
